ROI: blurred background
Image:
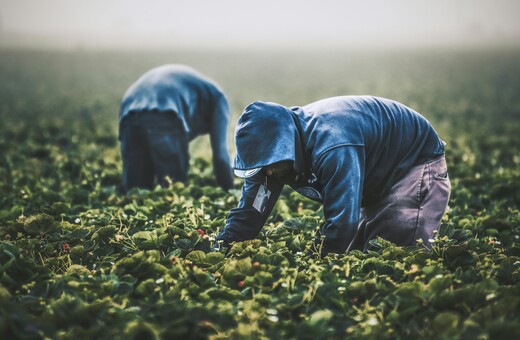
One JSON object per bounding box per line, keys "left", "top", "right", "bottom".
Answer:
{"left": 0, "top": 0, "right": 519, "bottom": 173}
{"left": 2, "top": 0, "right": 520, "bottom": 50}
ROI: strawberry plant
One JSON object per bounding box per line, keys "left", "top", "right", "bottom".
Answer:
{"left": 1, "top": 49, "right": 519, "bottom": 339}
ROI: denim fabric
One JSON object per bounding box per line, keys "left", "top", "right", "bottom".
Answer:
{"left": 119, "top": 65, "right": 234, "bottom": 191}
{"left": 120, "top": 111, "right": 188, "bottom": 191}
{"left": 347, "top": 155, "right": 451, "bottom": 252}
{"left": 219, "top": 97, "right": 446, "bottom": 254}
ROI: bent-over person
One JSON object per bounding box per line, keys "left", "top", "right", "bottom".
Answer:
{"left": 217, "top": 96, "right": 451, "bottom": 255}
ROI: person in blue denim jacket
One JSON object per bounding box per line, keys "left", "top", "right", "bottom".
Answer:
{"left": 217, "top": 96, "right": 451, "bottom": 255}
{"left": 119, "top": 64, "right": 233, "bottom": 192}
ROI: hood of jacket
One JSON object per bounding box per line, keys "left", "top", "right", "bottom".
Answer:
{"left": 233, "top": 101, "right": 306, "bottom": 177}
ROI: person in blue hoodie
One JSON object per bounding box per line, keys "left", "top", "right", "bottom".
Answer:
{"left": 217, "top": 96, "right": 451, "bottom": 255}
{"left": 119, "top": 64, "right": 233, "bottom": 192}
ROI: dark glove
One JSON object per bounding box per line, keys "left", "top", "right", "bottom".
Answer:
{"left": 213, "top": 236, "right": 231, "bottom": 256}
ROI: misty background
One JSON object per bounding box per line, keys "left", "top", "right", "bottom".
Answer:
{"left": 1, "top": 0, "right": 520, "bottom": 50}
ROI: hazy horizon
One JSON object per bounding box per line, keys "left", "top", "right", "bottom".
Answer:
{"left": 1, "top": 0, "right": 520, "bottom": 50}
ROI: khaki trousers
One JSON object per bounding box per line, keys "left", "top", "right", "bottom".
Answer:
{"left": 348, "top": 155, "right": 451, "bottom": 252}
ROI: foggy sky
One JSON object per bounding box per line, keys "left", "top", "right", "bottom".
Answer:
{"left": 1, "top": 0, "right": 519, "bottom": 49}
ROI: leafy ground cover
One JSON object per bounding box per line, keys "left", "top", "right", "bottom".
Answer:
{"left": 1, "top": 48, "right": 519, "bottom": 339}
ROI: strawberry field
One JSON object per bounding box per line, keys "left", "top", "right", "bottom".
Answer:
{"left": 1, "top": 48, "right": 519, "bottom": 339}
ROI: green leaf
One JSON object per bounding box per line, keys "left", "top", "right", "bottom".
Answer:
{"left": 132, "top": 231, "right": 154, "bottom": 241}
{"left": 205, "top": 252, "right": 225, "bottom": 265}
{"left": 308, "top": 309, "right": 333, "bottom": 327}
{"left": 69, "top": 229, "right": 90, "bottom": 239}
{"left": 23, "top": 213, "right": 57, "bottom": 235}
{"left": 433, "top": 312, "right": 460, "bottom": 336}
{"left": 186, "top": 250, "right": 206, "bottom": 263}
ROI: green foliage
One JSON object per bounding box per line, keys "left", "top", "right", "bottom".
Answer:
{"left": 0, "top": 48, "right": 519, "bottom": 339}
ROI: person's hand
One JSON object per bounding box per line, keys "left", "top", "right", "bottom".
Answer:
{"left": 212, "top": 239, "right": 231, "bottom": 256}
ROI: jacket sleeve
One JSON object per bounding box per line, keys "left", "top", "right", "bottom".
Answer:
{"left": 209, "top": 93, "right": 234, "bottom": 190}
{"left": 217, "top": 171, "right": 285, "bottom": 244}
{"left": 314, "top": 145, "right": 365, "bottom": 254}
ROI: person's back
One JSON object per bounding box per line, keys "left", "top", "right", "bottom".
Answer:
{"left": 298, "top": 95, "right": 445, "bottom": 204}
{"left": 118, "top": 64, "right": 233, "bottom": 192}
{"left": 120, "top": 64, "right": 225, "bottom": 140}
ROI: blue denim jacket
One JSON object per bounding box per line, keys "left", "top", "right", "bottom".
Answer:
{"left": 119, "top": 64, "right": 232, "bottom": 189}
{"left": 218, "top": 96, "right": 445, "bottom": 253}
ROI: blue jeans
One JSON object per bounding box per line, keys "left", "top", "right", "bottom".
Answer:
{"left": 120, "top": 111, "right": 188, "bottom": 192}
{"left": 348, "top": 155, "right": 451, "bottom": 252}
